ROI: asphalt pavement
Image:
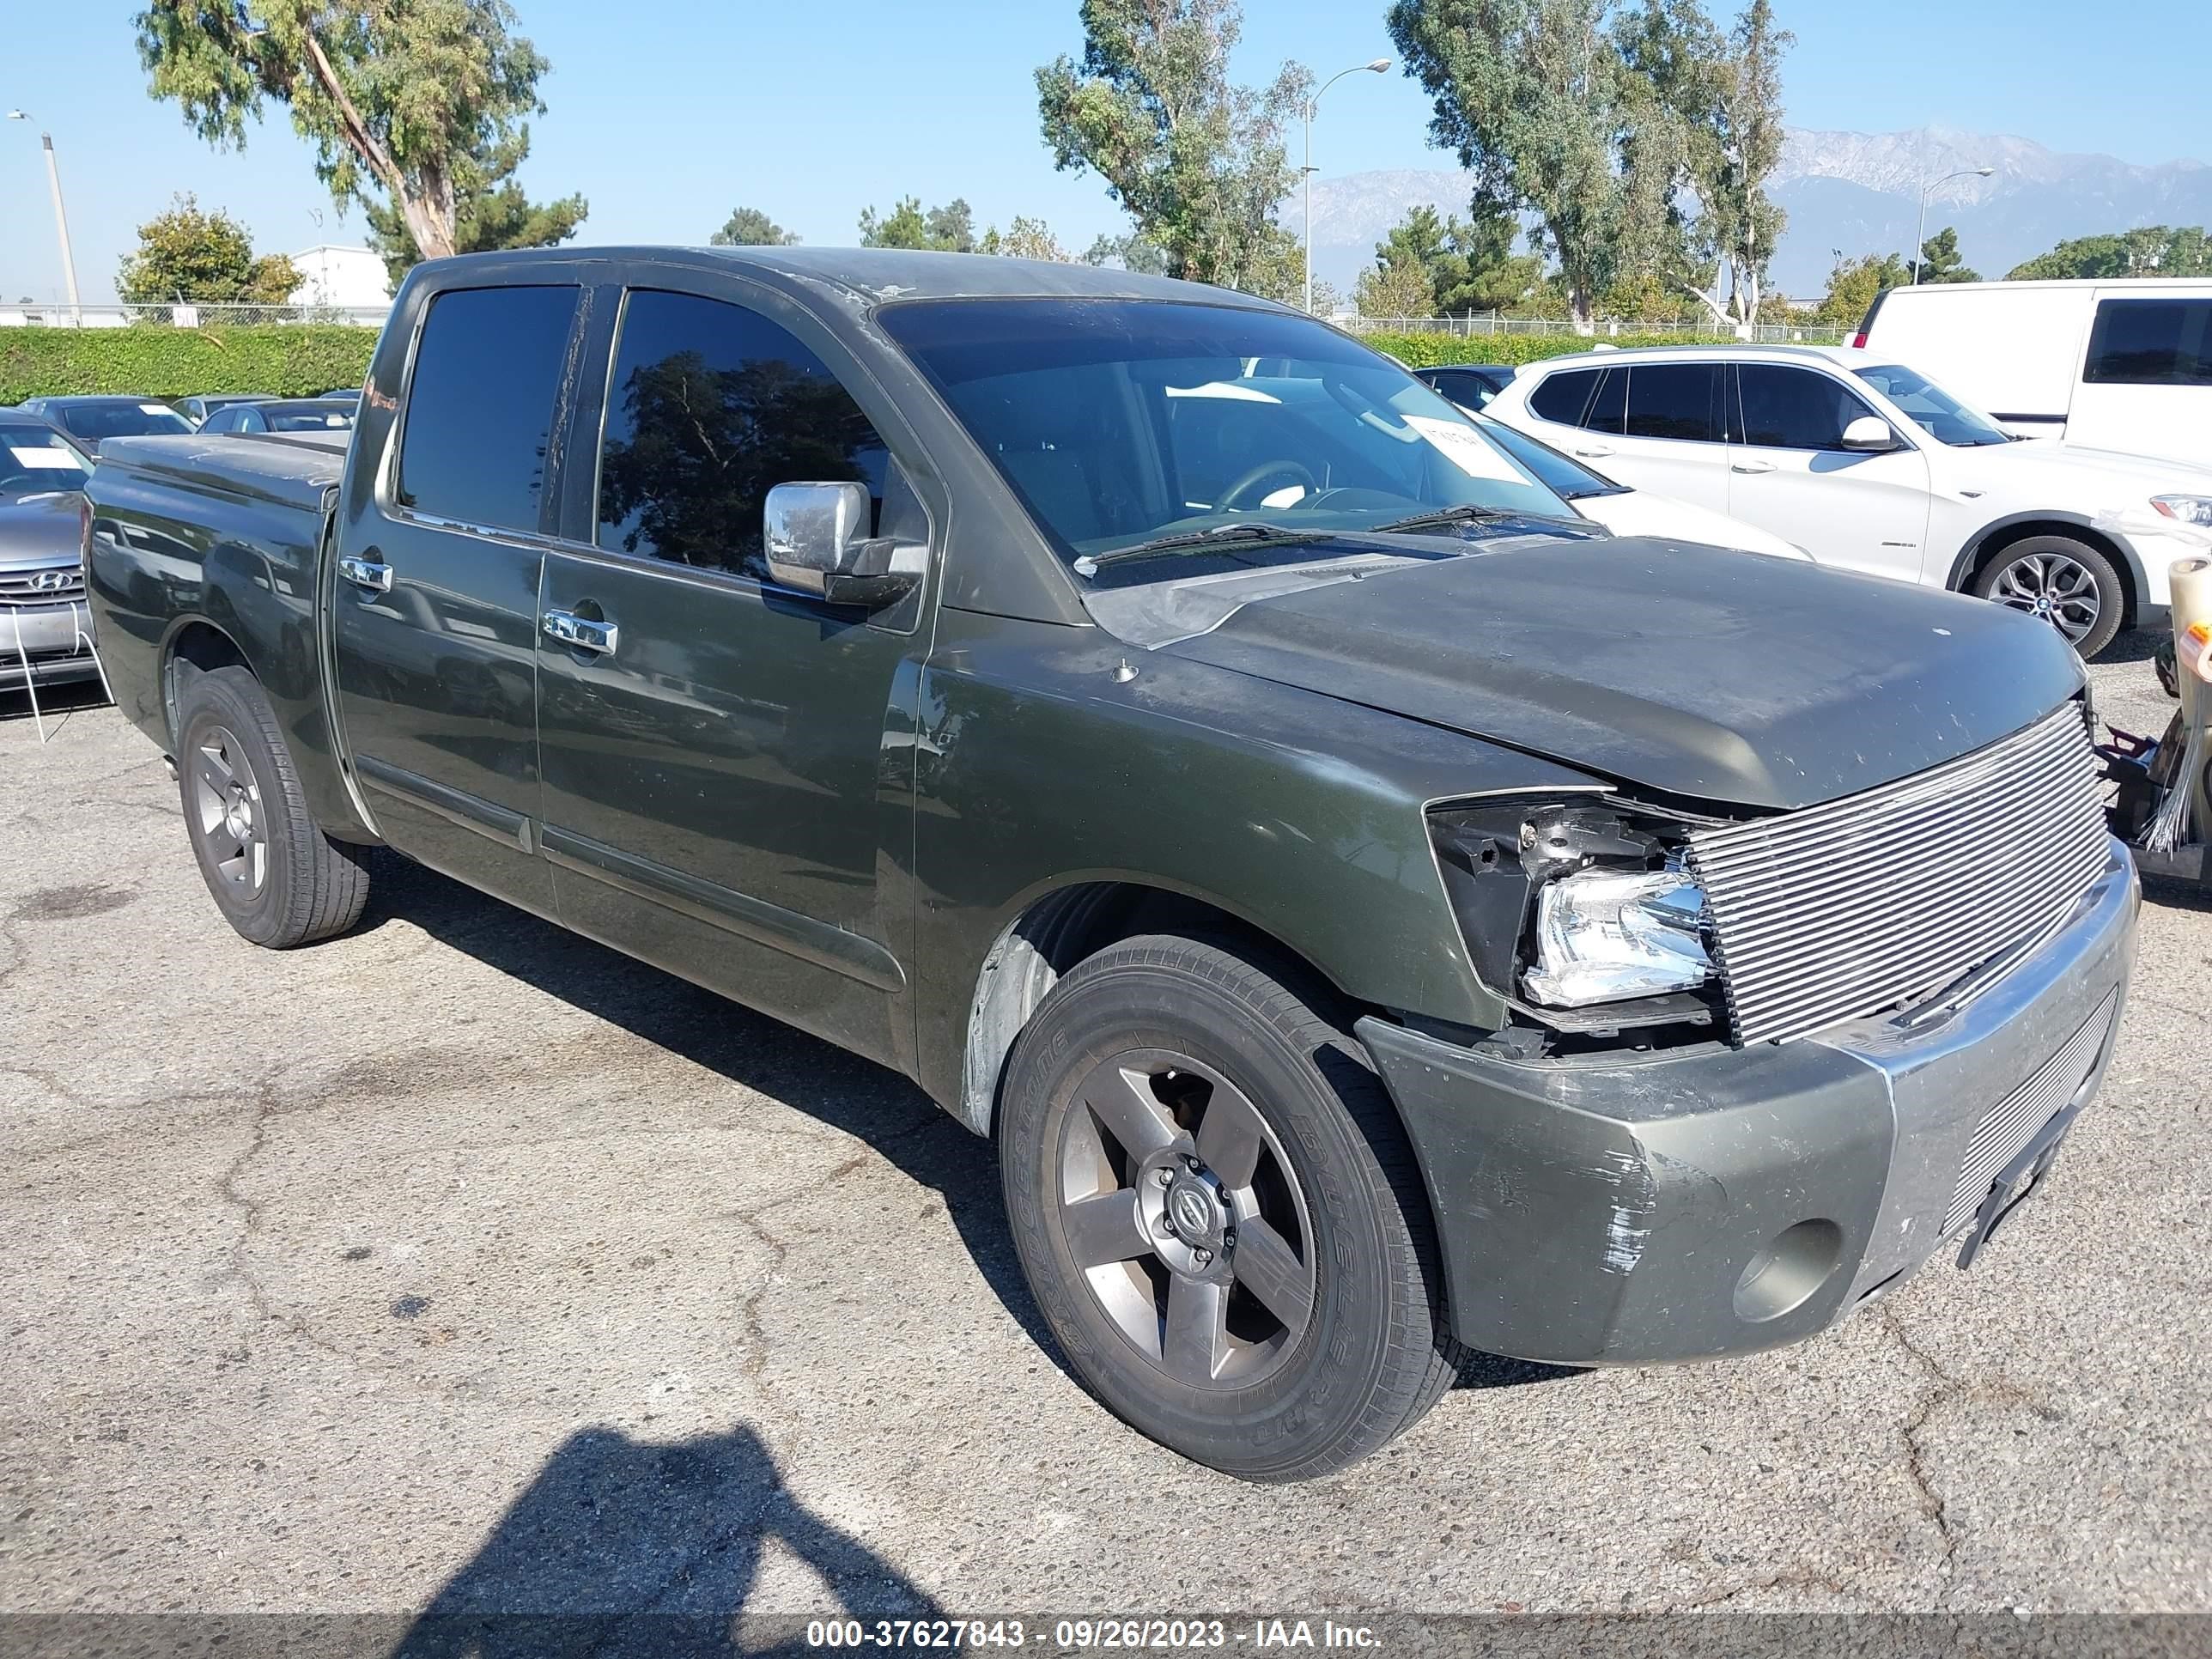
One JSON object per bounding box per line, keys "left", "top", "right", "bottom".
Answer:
{"left": 1, "top": 636, "right": 2205, "bottom": 1626}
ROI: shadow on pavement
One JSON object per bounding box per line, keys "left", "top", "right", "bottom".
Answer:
{"left": 390, "top": 1423, "right": 938, "bottom": 1657}
{"left": 362, "top": 854, "right": 1582, "bottom": 1397}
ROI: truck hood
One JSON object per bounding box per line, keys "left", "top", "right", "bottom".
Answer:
{"left": 1158, "top": 537, "right": 2086, "bottom": 811}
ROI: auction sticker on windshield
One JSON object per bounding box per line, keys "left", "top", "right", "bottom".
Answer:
{"left": 9, "top": 447, "right": 81, "bottom": 469}
{"left": 1406, "top": 415, "right": 1524, "bottom": 483}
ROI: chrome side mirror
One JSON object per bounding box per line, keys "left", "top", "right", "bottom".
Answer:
{"left": 1840, "top": 415, "right": 1900, "bottom": 452}
{"left": 763, "top": 481, "right": 921, "bottom": 608}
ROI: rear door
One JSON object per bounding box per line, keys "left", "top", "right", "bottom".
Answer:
{"left": 532, "top": 277, "right": 935, "bottom": 1066}
{"left": 2069, "top": 293, "right": 2212, "bottom": 465}
{"left": 1727, "top": 363, "right": 1930, "bottom": 581}
{"left": 330, "top": 281, "right": 582, "bottom": 916}
{"left": 1527, "top": 362, "right": 1732, "bottom": 512}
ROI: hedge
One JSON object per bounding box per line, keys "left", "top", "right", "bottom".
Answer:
{"left": 0, "top": 325, "right": 380, "bottom": 404}
{"left": 1355, "top": 329, "right": 1755, "bottom": 368}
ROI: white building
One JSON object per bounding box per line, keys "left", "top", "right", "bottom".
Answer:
{"left": 287, "top": 245, "right": 391, "bottom": 309}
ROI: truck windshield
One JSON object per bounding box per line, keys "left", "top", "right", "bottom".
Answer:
{"left": 48, "top": 401, "right": 195, "bottom": 444}
{"left": 0, "top": 421, "right": 92, "bottom": 499}
{"left": 1850, "top": 363, "right": 2013, "bottom": 447}
{"left": 878, "top": 298, "right": 1572, "bottom": 572}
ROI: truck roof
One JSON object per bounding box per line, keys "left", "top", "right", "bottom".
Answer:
{"left": 426, "top": 244, "right": 1286, "bottom": 310}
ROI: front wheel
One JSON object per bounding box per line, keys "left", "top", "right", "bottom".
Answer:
{"left": 1972, "top": 534, "right": 2124, "bottom": 659}
{"left": 998, "top": 934, "right": 1458, "bottom": 1481}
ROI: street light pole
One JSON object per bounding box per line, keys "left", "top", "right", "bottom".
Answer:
{"left": 1912, "top": 164, "right": 1994, "bottom": 285}
{"left": 6, "top": 112, "right": 82, "bottom": 319}
{"left": 1303, "top": 58, "right": 1391, "bottom": 316}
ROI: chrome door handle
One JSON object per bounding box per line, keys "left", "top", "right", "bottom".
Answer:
{"left": 337, "top": 556, "right": 392, "bottom": 592}
{"left": 1731, "top": 459, "right": 1776, "bottom": 474}
{"left": 1573, "top": 445, "right": 1615, "bottom": 458}
{"left": 543, "top": 608, "right": 618, "bottom": 655}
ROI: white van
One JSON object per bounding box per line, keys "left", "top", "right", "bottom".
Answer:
{"left": 1853, "top": 279, "right": 2212, "bottom": 465}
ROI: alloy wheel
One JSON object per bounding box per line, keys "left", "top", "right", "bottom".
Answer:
{"left": 1990, "top": 551, "right": 2101, "bottom": 644}
{"left": 190, "top": 725, "right": 268, "bottom": 897}
{"left": 1052, "top": 1048, "right": 1316, "bottom": 1389}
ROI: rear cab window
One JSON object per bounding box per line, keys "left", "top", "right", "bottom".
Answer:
{"left": 395, "top": 284, "right": 580, "bottom": 535}
{"left": 2084, "top": 298, "right": 2212, "bottom": 386}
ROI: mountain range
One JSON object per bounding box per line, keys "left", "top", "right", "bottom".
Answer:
{"left": 1303, "top": 125, "right": 2212, "bottom": 301}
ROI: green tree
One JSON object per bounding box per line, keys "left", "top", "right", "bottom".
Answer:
{"left": 136, "top": 0, "right": 555, "bottom": 264}
{"left": 1389, "top": 0, "right": 1680, "bottom": 325}
{"left": 1818, "top": 250, "right": 1911, "bottom": 325}
{"left": 363, "top": 128, "right": 585, "bottom": 286}
{"left": 1618, "top": 0, "right": 1791, "bottom": 325}
{"left": 1916, "top": 226, "right": 1978, "bottom": 283}
{"left": 2007, "top": 226, "right": 2212, "bottom": 280}
{"left": 710, "top": 207, "right": 798, "bottom": 247}
{"left": 982, "top": 216, "right": 1073, "bottom": 260}
{"left": 1352, "top": 204, "right": 1540, "bottom": 317}
{"left": 1036, "top": 0, "right": 1309, "bottom": 300}
{"left": 858, "top": 196, "right": 976, "bottom": 252}
{"left": 115, "top": 193, "right": 301, "bottom": 305}
{"left": 1082, "top": 230, "right": 1169, "bottom": 275}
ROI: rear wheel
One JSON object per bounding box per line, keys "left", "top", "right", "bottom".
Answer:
{"left": 1972, "top": 534, "right": 2124, "bottom": 659}
{"left": 998, "top": 934, "right": 1458, "bottom": 1481}
{"left": 175, "top": 665, "right": 370, "bottom": 947}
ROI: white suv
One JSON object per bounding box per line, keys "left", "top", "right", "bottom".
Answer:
{"left": 1484, "top": 343, "right": 2212, "bottom": 657}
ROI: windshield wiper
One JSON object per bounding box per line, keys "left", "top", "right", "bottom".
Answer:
{"left": 1073, "top": 521, "right": 1340, "bottom": 577}
{"left": 1367, "top": 504, "right": 1516, "bottom": 533}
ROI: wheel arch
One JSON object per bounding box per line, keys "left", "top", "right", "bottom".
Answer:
{"left": 1947, "top": 513, "right": 2142, "bottom": 629}
{"left": 953, "top": 878, "right": 1379, "bottom": 1141}
{"left": 161, "top": 617, "right": 252, "bottom": 744}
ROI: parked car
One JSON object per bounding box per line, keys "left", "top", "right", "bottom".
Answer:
{"left": 1, "top": 411, "right": 100, "bottom": 695}
{"left": 1485, "top": 343, "right": 2212, "bottom": 657}
{"left": 195, "top": 398, "right": 357, "bottom": 434}
{"left": 86, "top": 248, "right": 2136, "bottom": 1481}
{"left": 1853, "top": 278, "right": 2212, "bottom": 464}
{"left": 1413, "top": 362, "right": 1517, "bottom": 410}
{"left": 1421, "top": 387, "right": 1809, "bottom": 561}
{"left": 318, "top": 387, "right": 363, "bottom": 403}
{"left": 176, "top": 393, "right": 278, "bottom": 427}
{"left": 18, "top": 395, "right": 194, "bottom": 457}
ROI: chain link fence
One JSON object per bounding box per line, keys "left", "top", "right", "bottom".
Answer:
{"left": 0, "top": 301, "right": 393, "bottom": 329}
{"left": 1342, "top": 313, "right": 1849, "bottom": 344}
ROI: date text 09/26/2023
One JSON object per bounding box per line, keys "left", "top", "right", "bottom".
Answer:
{"left": 804, "top": 1620, "right": 1383, "bottom": 1650}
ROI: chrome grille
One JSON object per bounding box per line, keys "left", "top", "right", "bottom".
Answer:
{"left": 1944, "top": 988, "right": 2117, "bottom": 1234}
{"left": 1688, "top": 704, "right": 2109, "bottom": 1046}
{"left": 0, "top": 566, "right": 85, "bottom": 606}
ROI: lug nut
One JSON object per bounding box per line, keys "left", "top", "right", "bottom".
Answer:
{"left": 1155, "top": 1168, "right": 1173, "bottom": 1187}
{"left": 1192, "top": 1248, "right": 1212, "bottom": 1267}
{"left": 1157, "top": 1218, "right": 1176, "bottom": 1237}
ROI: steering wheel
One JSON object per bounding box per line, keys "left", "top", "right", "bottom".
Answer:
{"left": 1218, "top": 459, "right": 1319, "bottom": 511}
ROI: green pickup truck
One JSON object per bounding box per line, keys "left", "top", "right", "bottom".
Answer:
{"left": 84, "top": 248, "right": 2136, "bottom": 1481}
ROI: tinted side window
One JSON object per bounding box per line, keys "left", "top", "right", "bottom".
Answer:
{"left": 1583, "top": 366, "right": 1628, "bottom": 434}
{"left": 2084, "top": 299, "right": 2212, "bottom": 386}
{"left": 1528, "top": 368, "right": 1600, "bottom": 425}
{"left": 1737, "top": 365, "right": 1875, "bottom": 450}
{"left": 396, "top": 284, "right": 579, "bottom": 534}
{"left": 595, "top": 289, "right": 896, "bottom": 581}
{"left": 1624, "top": 364, "right": 1719, "bottom": 441}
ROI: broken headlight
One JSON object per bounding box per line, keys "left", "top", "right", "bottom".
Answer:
{"left": 1429, "top": 800, "right": 1719, "bottom": 1028}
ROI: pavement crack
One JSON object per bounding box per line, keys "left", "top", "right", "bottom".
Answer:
{"left": 1883, "top": 1305, "right": 1964, "bottom": 1598}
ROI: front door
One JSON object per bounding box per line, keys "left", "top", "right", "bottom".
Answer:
{"left": 331, "top": 282, "right": 582, "bottom": 915}
{"left": 1727, "top": 363, "right": 1931, "bottom": 582}
{"left": 532, "top": 281, "right": 933, "bottom": 1065}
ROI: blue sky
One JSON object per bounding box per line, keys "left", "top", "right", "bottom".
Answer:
{"left": 5, "top": 0, "right": 2207, "bottom": 304}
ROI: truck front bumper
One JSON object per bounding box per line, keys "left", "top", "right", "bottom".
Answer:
{"left": 1358, "top": 840, "right": 2138, "bottom": 1368}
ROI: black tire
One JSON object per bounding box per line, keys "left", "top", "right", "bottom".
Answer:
{"left": 174, "top": 665, "right": 371, "bottom": 947}
{"left": 999, "top": 933, "right": 1459, "bottom": 1482}
{"left": 1971, "top": 534, "right": 2125, "bottom": 659}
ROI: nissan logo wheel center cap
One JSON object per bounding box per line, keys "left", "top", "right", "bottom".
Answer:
{"left": 1136, "top": 1152, "right": 1237, "bottom": 1278}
